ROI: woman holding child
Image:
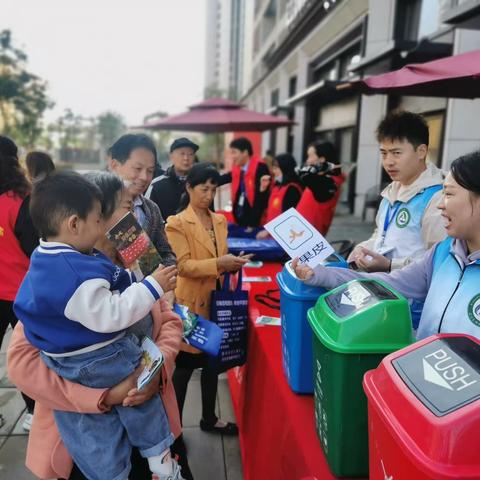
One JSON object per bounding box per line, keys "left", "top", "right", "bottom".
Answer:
{"left": 8, "top": 171, "right": 186, "bottom": 480}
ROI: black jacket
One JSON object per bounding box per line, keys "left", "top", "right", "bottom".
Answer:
{"left": 219, "top": 161, "right": 270, "bottom": 227}
{"left": 146, "top": 166, "right": 186, "bottom": 222}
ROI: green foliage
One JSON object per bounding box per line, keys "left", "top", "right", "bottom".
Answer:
{"left": 0, "top": 30, "right": 53, "bottom": 147}
{"left": 97, "top": 111, "right": 126, "bottom": 150}
{"left": 197, "top": 132, "right": 225, "bottom": 169}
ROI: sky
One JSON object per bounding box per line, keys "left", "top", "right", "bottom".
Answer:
{"left": 2, "top": 0, "right": 206, "bottom": 126}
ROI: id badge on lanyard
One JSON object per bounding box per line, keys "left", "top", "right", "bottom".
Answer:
{"left": 238, "top": 192, "right": 245, "bottom": 207}
{"left": 376, "top": 202, "right": 401, "bottom": 255}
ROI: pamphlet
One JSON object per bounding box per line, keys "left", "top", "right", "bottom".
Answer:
{"left": 242, "top": 276, "right": 272, "bottom": 283}
{"left": 173, "top": 303, "right": 198, "bottom": 337}
{"left": 106, "top": 211, "right": 162, "bottom": 275}
{"left": 255, "top": 315, "right": 281, "bottom": 326}
{"left": 173, "top": 303, "right": 224, "bottom": 357}
{"left": 245, "top": 261, "right": 264, "bottom": 268}
{"left": 137, "top": 336, "right": 164, "bottom": 390}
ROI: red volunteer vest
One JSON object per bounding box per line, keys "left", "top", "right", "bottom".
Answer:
{"left": 231, "top": 156, "right": 265, "bottom": 207}
{"left": 265, "top": 182, "right": 303, "bottom": 224}
{"left": 0, "top": 192, "right": 30, "bottom": 301}
{"left": 296, "top": 173, "right": 346, "bottom": 235}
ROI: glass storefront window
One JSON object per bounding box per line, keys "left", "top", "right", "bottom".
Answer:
{"left": 423, "top": 111, "right": 445, "bottom": 166}
{"left": 397, "top": 0, "right": 441, "bottom": 41}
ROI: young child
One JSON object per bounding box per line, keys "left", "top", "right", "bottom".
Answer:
{"left": 348, "top": 110, "right": 446, "bottom": 272}
{"left": 14, "top": 171, "right": 183, "bottom": 480}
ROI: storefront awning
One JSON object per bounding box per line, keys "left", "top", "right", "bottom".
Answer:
{"left": 285, "top": 80, "right": 345, "bottom": 105}
{"left": 337, "top": 49, "right": 480, "bottom": 99}
{"left": 349, "top": 39, "right": 452, "bottom": 73}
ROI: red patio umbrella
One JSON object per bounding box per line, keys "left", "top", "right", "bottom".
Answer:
{"left": 338, "top": 49, "right": 480, "bottom": 99}
{"left": 140, "top": 98, "right": 294, "bottom": 132}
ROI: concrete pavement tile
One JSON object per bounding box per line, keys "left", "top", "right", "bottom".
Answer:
{"left": 181, "top": 372, "right": 220, "bottom": 428}
{"left": 217, "top": 378, "right": 243, "bottom": 480}
{"left": 222, "top": 435, "right": 243, "bottom": 480}
{"left": 183, "top": 427, "right": 226, "bottom": 480}
{"left": 0, "top": 327, "right": 12, "bottom": 354}
{"left": 0, "top": 352, "right": 8, "bottom": 387}
{"left": 10, "top": 411, "right": 30, "bottom": 436}
{"left": 181, "top": 377, "right": 203, "bottom": 428}
{"left": 0, "top": 389, "right": 25, "bottom": 437}
{"left": 216, "top": 377, "right": 235, "bottom": 423}
{"left": 0, "top": 436, "right": 35, "bottom": 479}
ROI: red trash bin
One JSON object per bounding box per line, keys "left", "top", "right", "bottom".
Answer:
{"left": 364, "top": 334, "right": 480, "bottom": 480}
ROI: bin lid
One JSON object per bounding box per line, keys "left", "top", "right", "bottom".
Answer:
{"left": 308, "top": 279, "right": 413, "bottom": 353}
{"left": 363, "top": 334, "right": 480, "bottom": 472}
{"left": 393, "top": 336, "right": 480, "bottom": 417}
{"left": 277, "top": 255, "right": 346, "bottom": 299}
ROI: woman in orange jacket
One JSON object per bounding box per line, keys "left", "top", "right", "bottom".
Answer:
{"left": 166, "top": 163, "right": 251, "bottom": 440}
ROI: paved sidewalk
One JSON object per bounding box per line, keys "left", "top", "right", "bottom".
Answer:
{"left": 0, "top": 328, "right": 242, "bottom": 480}
{"left": 327, "top": 203, "right": 374, "bottom": 246}
{"left": 0, "top": 207, "right": 373, "bottom": 480}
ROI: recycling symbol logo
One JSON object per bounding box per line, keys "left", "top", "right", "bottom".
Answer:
{"left": 468, "top": 294, "right": 480, "bottom": 327}
{"left": 395, "top": 208, "right": 411, "bottom": 228}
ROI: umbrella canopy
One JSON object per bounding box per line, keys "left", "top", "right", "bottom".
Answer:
{"left": 338, "top": 49, "right": 480, "bottom": 99}
{"left": 140, "top": 98, "right": 294, "bottom": 133}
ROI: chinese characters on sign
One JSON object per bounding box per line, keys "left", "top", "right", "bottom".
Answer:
{"left": 264, "top": 207, "right": 334, "bottom": 268}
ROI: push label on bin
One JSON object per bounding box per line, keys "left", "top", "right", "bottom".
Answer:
{"left": 325, "top": 280, "right": 397, "bottom": 318}
{"left": 393, "top": 337, "right": 480, "bottom": 416}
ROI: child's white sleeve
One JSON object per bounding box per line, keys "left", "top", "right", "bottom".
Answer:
{"left": 64, "top": 276, "right": 163, "bottom": 333}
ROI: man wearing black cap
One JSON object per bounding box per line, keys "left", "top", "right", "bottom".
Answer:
{"left": 146, "top": 137, "right": 199, "bottom": 221}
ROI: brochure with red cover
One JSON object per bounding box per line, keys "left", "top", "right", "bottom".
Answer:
{"left": 106, "top": 211, "right": 162, "bottom": 275}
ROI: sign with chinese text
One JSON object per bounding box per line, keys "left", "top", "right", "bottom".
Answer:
{"left": 264, "top": 207, "right": 334, "bottom": 268}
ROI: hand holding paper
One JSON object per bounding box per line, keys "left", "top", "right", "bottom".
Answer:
{"left": 291, "top": 258, "right": 314, "bottom": 281}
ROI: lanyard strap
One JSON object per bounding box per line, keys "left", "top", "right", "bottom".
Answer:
{"left": 382, "top": 201, "right": 401, "bottom": 237}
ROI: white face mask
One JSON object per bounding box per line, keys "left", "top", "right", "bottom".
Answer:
{"left": 274, "top": 174, "right": 283, "bottom": 183}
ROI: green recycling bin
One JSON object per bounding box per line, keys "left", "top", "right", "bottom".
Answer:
{"left": 307, "top": 279, "right": 414, "bottom": 477}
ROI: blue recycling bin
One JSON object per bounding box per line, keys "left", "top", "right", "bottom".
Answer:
{"left": 276, "top": 254, "right": 347, "bottom": 393}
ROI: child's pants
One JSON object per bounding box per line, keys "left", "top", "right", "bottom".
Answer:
{"left": 42, "top": 333, "right": 173, "bottom": 480}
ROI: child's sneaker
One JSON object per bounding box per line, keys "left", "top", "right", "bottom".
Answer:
{"left": 22, "top": 413, "right": 33, "bottom": 432}
{"left": 152, "top": 458, "right": 185, "bottom": 480}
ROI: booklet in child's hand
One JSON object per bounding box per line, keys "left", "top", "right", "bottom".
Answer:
{"left": 137, "top": 336, "right": 164, "bottom": 390}
{"left": 105, "top": 211, "right": 162, "bottom": 275}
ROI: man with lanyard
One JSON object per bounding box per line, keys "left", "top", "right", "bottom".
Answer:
{"left": 220, "top": 137, "right": 270, "bottom": 228}
{"left": 348, "top": 110, "right": 446, "bottom": 326}
{"left": 146, "top": 137, "right": 198, "bottom": 221}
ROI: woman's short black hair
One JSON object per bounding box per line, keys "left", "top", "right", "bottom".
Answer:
{"left": 450, "top": 150, "right": 480, "bottom": 196}
{"left": 25, "top": 151, "right": 55, "bottom": 180}
{"left": 307, "top": 141, "right": 340, "bottom": 165}
{"left": 0, "top": 135, "right": 30, "bottom": 198}
{"left": 274, "top": 153, "right": 299, "bottom": 184}
{"left": 186, "top": 162, "right": 221, "bottom": 188}
{"left": 30, "top": 171, "right": 102, "bottom": 238}
{"left": 177, "top": 163, "right": 220, "bottom": 213}
{"left": 84, "top": 171, "right": 124, "bottom": 220}
{"left": 108, "top": 134, "right": 157, "bottom": 164}
{"left": 229, "top": 137, "right": 253, "bottom": 156}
